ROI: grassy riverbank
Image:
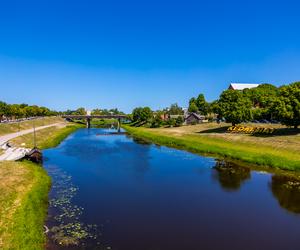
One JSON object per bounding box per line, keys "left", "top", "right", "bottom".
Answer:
{"left": 0, "top": 122, "right": 83, "bottom": 249}
{"left": 0, "top": 161, "right": 51, "bottom": 250}
{"left": 11, "top": 123, "right": 83, "bottom": 149}
{"left": 0, "top": 116, "right": 64, "bottom": 136}
{"left": 124, "top": 123, "right": 300, "bottom": 171}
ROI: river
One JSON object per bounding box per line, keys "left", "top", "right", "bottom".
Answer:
{"left": 43, "top": 128, "right": 300, "bottom": 250}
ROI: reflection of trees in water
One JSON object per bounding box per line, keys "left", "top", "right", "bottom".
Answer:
{"left": 212, "top": 161, "right": 251, "bottom": 191}
{"left": 131, "top": 136, "right": 153, "bottom": 146}
{"left": 271, "top": 175, "right": 300, "bottom": 214}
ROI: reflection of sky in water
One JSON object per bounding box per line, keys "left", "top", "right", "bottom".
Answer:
{"left": 44, "top": 128, "right": 300, "bottom": 250}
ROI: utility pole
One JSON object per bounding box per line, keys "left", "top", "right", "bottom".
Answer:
{"left": 33, "top": 120, "right": 37, "bottom": 149}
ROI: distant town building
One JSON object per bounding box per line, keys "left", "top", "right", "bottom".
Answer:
{"left": 185, "top": 113, "right": 205, "bottom": 125}
{"left": 169, "top": 115, "right": 183, "bottom": 119}
{"left": 160, "top": 113, "right": 169, "bottom": 121}
{"left": 228, "top": 83, "right": 260, "bottom": 90}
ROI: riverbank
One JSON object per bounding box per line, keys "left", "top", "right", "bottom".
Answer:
{"left": 0, "top": 122, "right": 83, "bottom": 249}
{"left": 123, "top": 123, "right": 300, "bottom": 171}
{"left": 0, "top": 116, "right": 64, "bottom": 136}
{"left": 11, "top": 123, "right": 83, "bottom": 149}
{"left": 0, "top": 161, "right": 51, "bottom": 250}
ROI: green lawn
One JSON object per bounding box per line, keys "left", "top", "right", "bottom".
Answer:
{"left": 124, "top": 123, "right": 300, "bottom": 171}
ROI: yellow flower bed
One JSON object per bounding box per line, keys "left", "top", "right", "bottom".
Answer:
{"left": 227, "top": 125, "right": 275, "bottom": 134}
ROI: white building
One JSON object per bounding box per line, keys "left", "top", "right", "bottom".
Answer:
{"left": 228, "top": 83, "right": 260, "bottom": 90}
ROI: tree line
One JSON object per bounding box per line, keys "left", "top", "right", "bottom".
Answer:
{"left": 214, "top": 82, "right": 300, "bottom": 128}
{"left": 63, "top": 107, "right": 125, "bottom": 116}
{"left": 130, "top": 104, "right": 185, "bottom": 128}
{"left": 0, "top": 102, "right": 125, "bottom": 122}
{"left": 130, "top": 81, "right": 300, "bottom": 129}
{"left": 0, "top": 101, "right": 58, "bottom": 121}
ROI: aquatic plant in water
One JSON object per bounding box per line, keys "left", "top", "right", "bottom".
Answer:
{"left": 46, "top": 166, "right": 100, "bottom": 247}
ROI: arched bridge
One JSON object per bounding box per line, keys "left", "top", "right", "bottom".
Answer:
{"left": 62, "top": 115, "right": 128, "bottom": 129}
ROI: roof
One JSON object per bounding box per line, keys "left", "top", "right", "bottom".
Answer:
{"left": 186, "top": 113, "right": 205, "bottom": 120}
{"left": 229, "top": 83, "right": 260, "bottom": 90}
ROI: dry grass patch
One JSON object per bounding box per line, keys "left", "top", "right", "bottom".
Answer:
{"left": 0, "top": 116, "right": 64, "bottom": 136}
{"left": 10, "top": 123, "right": 82, "bottom": 149}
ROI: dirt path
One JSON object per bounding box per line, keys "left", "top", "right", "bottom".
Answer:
{"left": 0, "top": 123, "right": 65, "bottom": 146}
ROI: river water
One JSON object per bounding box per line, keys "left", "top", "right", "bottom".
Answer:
{"left": 43, "top": 128, "right": 300, "bottom": 250}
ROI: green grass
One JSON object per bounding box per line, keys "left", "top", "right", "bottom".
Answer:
{"left": 123, "top": 125, "right": 300, "bottom": 171}
{"left": 0, "top": 117, "right": 64, "bottom": 136}
{"left": 11, "top": 123, "right": 83, "bottom": 149}
{"left": 0, "top": 122, "right": 83, "bottom": 249}
{"left": 90, "top": 118, "right": 118, "bottom": 127}
{"left": 0, "top": 161, "right": 51, "bottom": 250}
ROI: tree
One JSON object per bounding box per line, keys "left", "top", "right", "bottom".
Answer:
{"left": 9, "top": 104, "right": 23, "bottom": 118}
{"left": 195, "top": 94, "right": 209, "bottom": 115}
{"left": 24, "top": 105, "right": 40, "bottom": 117}
{"left": 218, "top": 90, "right": 252, "bottom": 126}
{"left": 74, "top": 107, "right": 86, "bottom": 115}
{"left": 166, "top": 118, "right": 176, "bottom": 127}
{"left": 188, "top": 102, "right": 198, "bottom": 113}
{"left": 150, "top": 112, "right": 163, "bottom": 128}
{"left": 208, "top": 100, "right": 220, "bottom": 114}
{"left": 243, "top": 83, "right": 279, "bottom": 120}
{"left": 168, "top": 103, "right": 183, "bottom": 115}
{"left": 273, "top": 82, "right": 300, "bottom": 128}
{"left": 132, "top": 107, "right": 152, "bottom": 123}
{"left": 175, "top": 116, "right": 184, "bottom": 127}
{"left": 0, "top": 101, "right": 8, "bottom": 121}
{"left": 91, "top": 109, "right": 102, "bottom": 115}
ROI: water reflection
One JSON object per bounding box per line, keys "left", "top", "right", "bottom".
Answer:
{"left": 271, "top": 174, "right": 300, "bottom": 214}
{"left": 131, "top": 136, "right": 152, "bottom": 145}
{"left": 212, "top": 160, "right": 251, "bottom": 191}
{"left": 44, "top": 128, "right": 300, "bottom": 250}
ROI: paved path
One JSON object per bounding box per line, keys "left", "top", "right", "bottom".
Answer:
{"left": 0, "top": 123, "right": 64, "bottom": 161}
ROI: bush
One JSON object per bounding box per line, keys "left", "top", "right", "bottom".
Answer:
{"left": 175, "top": 116, "right": 184, "bottom": 127}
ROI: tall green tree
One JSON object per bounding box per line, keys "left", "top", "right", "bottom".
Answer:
{"left": 218, "top": 90, "right": 252, "bottom": 126}
{"left": 74, "top": 107, "right": 86, "bottom": 115}
{"left": 188, "top": 102, "right": 199, "bottom": 113}
{"left": 273, "top": 82, "right": 300, "bottom": 128}
{"left": 195, "top": 94, "right": 209, "bottom": 115}
{"left": 168, "top": 103, "right": 183, "bottom": 115}
{"left": 0, "top": 101, "right": 8, "bottom": 121}
{"left": 243, "top": 83, "right": 279, "bottom": 120}
{"left": 132, "top": 107, "right": 152, "bottom": 122}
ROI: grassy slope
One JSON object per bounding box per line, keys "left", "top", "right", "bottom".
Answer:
{"left": 0, "top": 117, "right": 64, "bottom": 136}
{"left": 0, "top": 122, "right": 82, "bottom": 249}
{"left": 0, "top": 161, "right": 51, "bottom": 250}
{"left": 123, "top": 124, "right": 300, "bottom": 171}
{"left": 11, "top": 123, "right": 83, "bottom": 149}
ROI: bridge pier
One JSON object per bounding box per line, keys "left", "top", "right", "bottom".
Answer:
{"left": 86, "top": 118, "right": 91, "bottom": 128}
{"left": 117, "top": 118, "right": 121, "bottom": 132}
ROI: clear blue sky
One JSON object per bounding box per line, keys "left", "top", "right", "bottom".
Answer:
{"left": 1, "top": 0, "right": 300, "bottom": 112}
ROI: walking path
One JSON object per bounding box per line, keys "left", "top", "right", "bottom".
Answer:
{"left": 0, "top": 123, "right": 63, "bottom": 161}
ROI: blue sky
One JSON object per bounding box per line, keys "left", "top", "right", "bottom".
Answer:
{"left": 1, "top": 0, "right": 300, "bottom": 112}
